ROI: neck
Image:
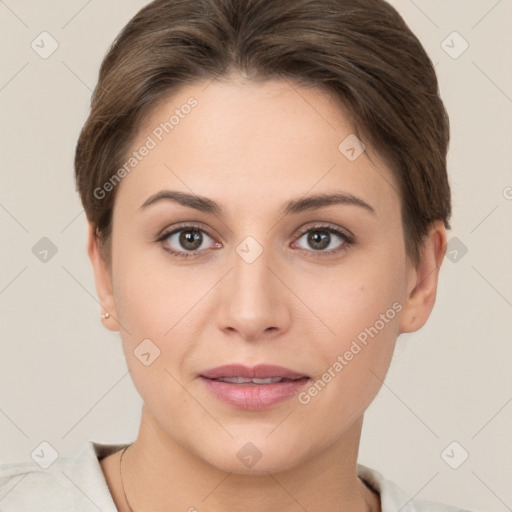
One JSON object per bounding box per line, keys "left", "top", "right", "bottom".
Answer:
{"left": 119, "top": 406, "right": 379, "bottom": 512}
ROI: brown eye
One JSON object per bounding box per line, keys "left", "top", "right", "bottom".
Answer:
{"left": 306, "top": 231, "right": 331, "bottom": 250}
{"left": 294, "top": 226, "right": 352, "bottom": 255}
{"left": 158, "top": 225, "right": 217, "bottom": 258}
{"left": 177, "top": 229, "right": 204, "bottom": 251}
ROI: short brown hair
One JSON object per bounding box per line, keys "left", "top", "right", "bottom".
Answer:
{"left": 74, "top": 0, "right": 450, "bottom": 265}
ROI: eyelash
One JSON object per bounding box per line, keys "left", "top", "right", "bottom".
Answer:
{"left": 156, "top": 223, "right": 354, "bottom": 259}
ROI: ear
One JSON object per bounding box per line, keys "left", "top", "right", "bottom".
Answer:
{"left": 87, "top": 222, "right": 119, "bottom": 332}
{"left": 399, "top": 221, "right": 447, "bottom": 333}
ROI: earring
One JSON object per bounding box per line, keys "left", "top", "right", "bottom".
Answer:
{"left": 101, "top": 312, "right": 110, "bottom": 319}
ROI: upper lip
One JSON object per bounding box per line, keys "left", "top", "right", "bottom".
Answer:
{"left": 200, "top": 364, "right": 308, "bottom": 380}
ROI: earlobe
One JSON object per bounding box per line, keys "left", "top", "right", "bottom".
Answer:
{"left": 398, "top": 221, "right": 447, "bottom": 334}
{"left": 87, "top": 222, "right": 120, "bottom": 332}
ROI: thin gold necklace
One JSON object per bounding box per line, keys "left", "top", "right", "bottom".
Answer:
{"left": 119, "top": 443, "right": 136, "bottom": 512}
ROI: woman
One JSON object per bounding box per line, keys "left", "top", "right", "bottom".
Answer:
{"left": 0, "top": 0, "right": 479, "bottom": 510}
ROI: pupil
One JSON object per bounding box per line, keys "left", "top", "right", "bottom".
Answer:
{"left": 180, "top": 230, "right": 202, "bottom": 250}
{"left": 308, "top": 231, "right": 329, "bottom": 250}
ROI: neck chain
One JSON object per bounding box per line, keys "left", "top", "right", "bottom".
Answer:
{"left": 119, "top": 443, "right": 136, "bottom": 512}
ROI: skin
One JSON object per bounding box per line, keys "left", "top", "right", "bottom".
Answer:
{"left": 88, "top": 75, "right": 447, "bottom": 512}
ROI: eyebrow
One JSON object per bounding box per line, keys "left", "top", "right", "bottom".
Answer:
{"left": 139, "top": 190, "right": 375, "bottom": 216}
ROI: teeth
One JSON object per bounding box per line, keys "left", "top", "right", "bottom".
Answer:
{"left": 215, "top": 377, "right": 284, "bottom": 384}
{"left": 252, "top": 377, "right": 283, "bottom": 384}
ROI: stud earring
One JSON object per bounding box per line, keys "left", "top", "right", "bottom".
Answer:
{"left": 101, "top": 312, "right": 110, "bottom": 319}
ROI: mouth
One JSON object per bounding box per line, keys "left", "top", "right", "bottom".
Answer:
{"left": 205, "top": 376, "right": 304, "bottom": 384}
{"left": 200, "top": 363, "right": 309, "bottom": 381}
{"left": 199, "top": 364, "right": 310, "bottom": 410}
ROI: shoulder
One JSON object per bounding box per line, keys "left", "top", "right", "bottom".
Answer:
{"left": 0, "top": 441, "right": 125, "bottom": 512}
{"left": 357, "top": 463, "right": 480, "bottom": 512}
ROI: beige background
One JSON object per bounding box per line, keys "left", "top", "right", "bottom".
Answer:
{"left": 1, "top": 0, "right": 511, "bottom": 510}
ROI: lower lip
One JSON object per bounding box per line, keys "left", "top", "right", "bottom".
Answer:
{"left": 200, "top": 377, "right": 309, "bottom": 410}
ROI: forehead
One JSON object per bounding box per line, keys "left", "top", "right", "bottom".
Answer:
{"left": 113, "top": 78, "right": 400, "bottom": 219}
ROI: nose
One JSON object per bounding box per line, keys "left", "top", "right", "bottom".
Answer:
{"left": 215, "top": 242, "right": 292, "bottom": 342}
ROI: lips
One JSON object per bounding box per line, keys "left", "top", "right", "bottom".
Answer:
{"left": 200, "top": 364, "right": 308, "bottom": 381}
{"left": 213, "top": 376, "right": 285, "bottom": 384}
{"left": 199, "top": 364, "right": 310, "bottom": 410}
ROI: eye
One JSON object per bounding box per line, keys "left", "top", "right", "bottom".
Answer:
{"left": 292, "top": 225, "right": 353, "bottom": 256}
{"left": 157, "top": 224, "right": 219, "bottom": 259}
{"left": 156, "top": 223, "right": 353, "bottom": 259}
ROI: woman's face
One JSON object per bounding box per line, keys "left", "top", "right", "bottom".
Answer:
{"left": 91, "top": 77, "right": 439, "bottom": 474}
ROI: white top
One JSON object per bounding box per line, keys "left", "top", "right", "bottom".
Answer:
{"left": 0, "top": 441, "right": 477, "bottom": 511}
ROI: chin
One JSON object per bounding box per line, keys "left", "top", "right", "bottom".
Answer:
{"left": 195, "top": 435, "right": 311, "bottom": 476}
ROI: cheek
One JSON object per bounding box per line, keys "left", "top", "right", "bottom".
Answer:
{"left": 295, "top": 283, "right": 401, "bottom": 432}
{"left": 111, "top": 246, "right": 209, "bottom": 402}
{"left": 298, "top": 251, "right": 404, "bottom": 403}
{"left": 112, "top": 240, "right": 202, "bottom": 336}
{"left": 314, "top": 251, "right": 404, "bottom": 342}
